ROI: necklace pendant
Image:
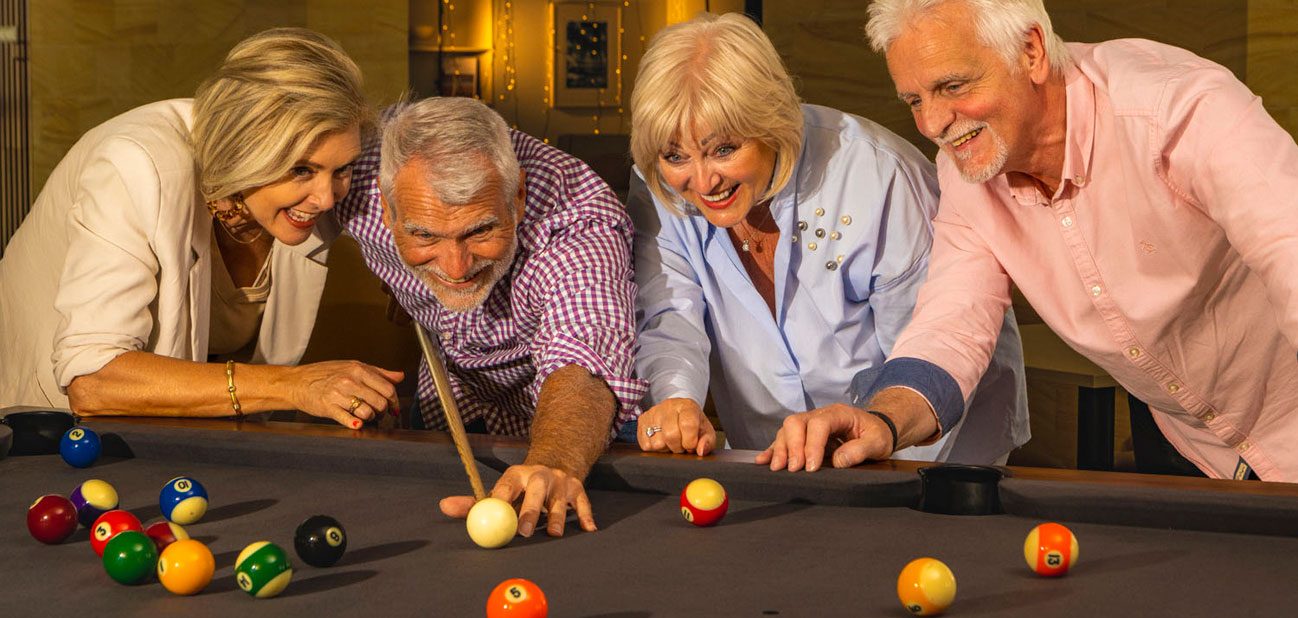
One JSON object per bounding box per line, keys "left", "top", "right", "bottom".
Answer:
{"left": 741, "top": 239, "right": 750, "bottom": 252}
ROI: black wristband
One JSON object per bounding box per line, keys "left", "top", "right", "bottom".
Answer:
{"left": 865, "top": 410, "right": 898, "bottom": 456}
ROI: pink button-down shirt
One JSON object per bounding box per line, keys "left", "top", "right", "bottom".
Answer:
{"left": 890, "top": 40, "right": 1298, "bottom": 481}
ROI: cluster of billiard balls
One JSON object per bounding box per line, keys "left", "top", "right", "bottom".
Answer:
{"left": 897, "top": 522, "right": 1081, "bottom": 616}
{"left": 26, "top": 473, "right": 351, "bottom": 599}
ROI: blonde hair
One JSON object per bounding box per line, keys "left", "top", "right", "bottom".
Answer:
{"left": 191, "top": 28, "right": 372, "bottom": 201}
{"left": 865, "top": 0, "right": 1072, "bottom": 75}
{"left": 630, "top": 12, "right": 803, "bottom": 213}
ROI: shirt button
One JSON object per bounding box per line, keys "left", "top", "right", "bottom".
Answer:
{"left": 1127, "top": 347, "right": 1141, "bottom": 358}
{"left": 1074, "top": 175, "right": 1086, "bottom": 185}
{"left": 1167, "top": 383, "right": 1180, "bottom": 394}
{"left": 1090, "top": 285, "right": 1102, "bottom": 296}
{"left": 1061, "top": 216, "right": 1073, "bottom": 228}
{"left": 814, "top": 207, "right": 825, "bottom": 217}
{"left": 1203, "top": 411, "right": 1216, "bottom": 422}
{"left": 1237, "top": 440, "right": 1251, "bottom": 453}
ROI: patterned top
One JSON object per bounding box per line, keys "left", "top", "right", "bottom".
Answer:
{"left": 336, "top": 129, "right": 646, "bottom": 437}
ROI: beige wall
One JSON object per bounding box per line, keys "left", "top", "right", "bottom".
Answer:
{"left": 27, "top": 0, "right": 408, "bottom": 191}
{"left": 764, "top": 0, "right": 1297, "bottom": 159}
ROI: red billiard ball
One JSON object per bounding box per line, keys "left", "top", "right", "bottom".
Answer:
{"left": 680, "top": 478, "right": 728, "bottom": 527}
{"left": 486, "top": 578, "right": 548, "bottom": 618}
{"left": 1024, "top": 522, "right": 1079, "bottom": 577}
{"left": 90, "top": 510, "right": 143, "bottom": 557}
{"left": 27, "top": 494, "right": 78, "bottom": 544}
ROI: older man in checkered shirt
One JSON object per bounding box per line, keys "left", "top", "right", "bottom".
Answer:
{"left": 335, "top": 97, "right": 647, "bottom": 539}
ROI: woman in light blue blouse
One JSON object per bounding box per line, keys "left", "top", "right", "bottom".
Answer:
{"left": 628, "top": 12, "right": 1030, "bottom": 466}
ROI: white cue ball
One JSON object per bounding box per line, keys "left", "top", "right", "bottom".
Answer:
{"left": 466, "top": 497, "right": 519, "bottom": 549}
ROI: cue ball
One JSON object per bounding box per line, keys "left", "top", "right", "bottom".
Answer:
{"left": 157, "top": 539, "right": 216, "bottom": 595}
{"left": 680, "top": 478, "right": 728, "bottom": 527}
{"left": 27, "top": 494, "right": 78, "bottom": 544}
{"left": 159, "top": 476, "right": 208, "bottom": 525}
{"left": 466, "top": 497, "right": 519, "bottom": 549}
{"left": 486, "top": 578, "right": 549, "bottom": 618}
{"left": 1024, "top": 522, "right": 1079, "bottom": 577}
{"left": 294, "top": 515, "right": 348, "bottom": 567}
{"left": 59, "top": 427, "right": 101, "bottom": 468}
{"left": 897, "top": 557, "right": 956, "bottom": 616}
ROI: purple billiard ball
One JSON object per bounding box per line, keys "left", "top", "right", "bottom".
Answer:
{"left": 69, "top": 479, "right": 119, "bottom": 528}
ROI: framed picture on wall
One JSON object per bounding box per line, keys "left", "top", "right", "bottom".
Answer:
{"left": 552, "top": 1, "right": 622, "bottom": 109}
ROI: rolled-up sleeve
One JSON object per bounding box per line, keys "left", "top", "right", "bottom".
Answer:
{"left": 528, "top": 209, "right": 649, "bottom": 435}
{"left": 52, "top": 141, "right": 165, "bottom": 390}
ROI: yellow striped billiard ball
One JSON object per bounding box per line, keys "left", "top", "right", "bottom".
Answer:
{"left": 897, "top": 557, "right": 956, "bottom": 616}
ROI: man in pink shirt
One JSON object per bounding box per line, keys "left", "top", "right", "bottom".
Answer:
{"left": 757, "top": 0, "right": 1298, "bottom": 482}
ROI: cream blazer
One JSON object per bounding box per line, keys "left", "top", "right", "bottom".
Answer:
{"left": 0, "top": 99, "right": 336, "bottom": 409}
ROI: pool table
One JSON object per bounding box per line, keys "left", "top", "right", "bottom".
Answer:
{"left": 4, "top": 411, "right": 1298, "bottom": 616}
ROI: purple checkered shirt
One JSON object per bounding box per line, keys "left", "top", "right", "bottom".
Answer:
{"left": 336, "top": 129, "right": 647, "bottom": 438}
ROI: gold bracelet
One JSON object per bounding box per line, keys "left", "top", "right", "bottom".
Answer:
{"left": 225, "top": 360, "right": 244, "bottom": 419}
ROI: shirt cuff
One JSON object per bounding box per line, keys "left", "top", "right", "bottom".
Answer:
{"left": 847, "top": 357, "right": 964, "bottom": 437}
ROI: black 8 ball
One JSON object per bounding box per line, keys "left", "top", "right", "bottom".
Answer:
{"left": 294, "top": 515, "right": 347, "bottom": 567}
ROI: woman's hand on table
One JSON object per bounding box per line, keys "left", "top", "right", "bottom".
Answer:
{"left": 637, "top": 398, "right": 716, "bottom": 456}
{"left": 283, "top": 361, "right": 404, "bottom": 428}
{"left": 439, "top": 463, "right": 596, "bottom": 538}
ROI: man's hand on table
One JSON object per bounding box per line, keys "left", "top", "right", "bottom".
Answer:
{"left": 756, "top": 388, "right": 939, "bottom": 472}
{"left": 438, "top": 463, "right": 595, "bottom": 537}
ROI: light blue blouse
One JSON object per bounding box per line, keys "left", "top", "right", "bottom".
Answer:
{"left": 631, "top": 105, "right": 1029, "bottom": 462}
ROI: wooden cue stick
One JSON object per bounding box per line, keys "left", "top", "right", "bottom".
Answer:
{"left": 415, "top": 323, "right": 487, "bottom": 501}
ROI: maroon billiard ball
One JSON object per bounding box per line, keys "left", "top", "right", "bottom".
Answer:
{"left": 90, "top": 510, "right": 142, "bottom": 557}
{"left": 27, "top": 494, "right": 78, "bottom": 544}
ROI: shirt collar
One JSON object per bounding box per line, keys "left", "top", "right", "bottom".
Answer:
{"left": 1005, "top": 65, "right": 1097, "bottom": 206}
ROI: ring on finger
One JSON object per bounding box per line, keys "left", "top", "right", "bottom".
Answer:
{"left": 348, "top": 396, "right": 362, "bottom": 412}
{"left": 645, "top": 425, "right": 662, "bottom": 437}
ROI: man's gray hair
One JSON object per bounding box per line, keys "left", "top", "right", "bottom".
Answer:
{"left": 379, "top": 97, "right": 521, "bottom": 215}
{"left": 865, "top": 0, "right": 1073, "bottom": 75}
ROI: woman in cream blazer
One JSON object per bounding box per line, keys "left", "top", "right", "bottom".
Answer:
{"left": 0, "top": 29, "right": 401, "bottom": 427}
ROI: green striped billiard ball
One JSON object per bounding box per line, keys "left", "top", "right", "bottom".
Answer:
{"left": 235, "top": 541, "right": 293, "bottom": 598}
{"left": 102, "top": 530, "right": 158, "bottom": 585}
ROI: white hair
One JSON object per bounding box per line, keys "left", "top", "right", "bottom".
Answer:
{"left": 378, "top": 97, "right": 521, "bottom": 215}
{"left": 865, "top": 0, "right": 1073, "bottom": 74}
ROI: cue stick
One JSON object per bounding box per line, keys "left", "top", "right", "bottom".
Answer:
{"left": 415, "top": 323, "right": 487, "bottom": 501}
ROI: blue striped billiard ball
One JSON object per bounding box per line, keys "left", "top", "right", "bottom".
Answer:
{"left": 159, "top": 477, "right": 208, "bottom": 525}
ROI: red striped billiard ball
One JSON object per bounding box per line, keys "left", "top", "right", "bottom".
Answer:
{"left": 1024, "top": 522, "right": 1079, "bottom": 577}
{"left": 680, "top": 478, "right": 728, "bottom": 527}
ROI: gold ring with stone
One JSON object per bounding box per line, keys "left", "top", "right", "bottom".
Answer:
{"left": 349, "top": 396, "right": 362, "bottom": 412}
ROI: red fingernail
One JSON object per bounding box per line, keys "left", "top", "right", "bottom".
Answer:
{"left": 353, "top": 420, "right": 361, "bottom": 428}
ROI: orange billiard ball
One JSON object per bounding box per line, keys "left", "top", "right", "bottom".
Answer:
{"left": 486, "top": 578, "right": 548, "bottom": 618}
{"left": 1024, "top": 522, "right": 1079, "bottom": 577}
{"left": 680, "top": 478, "right": 728, "bottom": 527}
{"left": 897, "top": 557, "right": 956, "bottom": 616}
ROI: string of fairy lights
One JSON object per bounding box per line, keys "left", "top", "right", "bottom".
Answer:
{"left": 431, "top": 0, "right": 649, "bottom": 142}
